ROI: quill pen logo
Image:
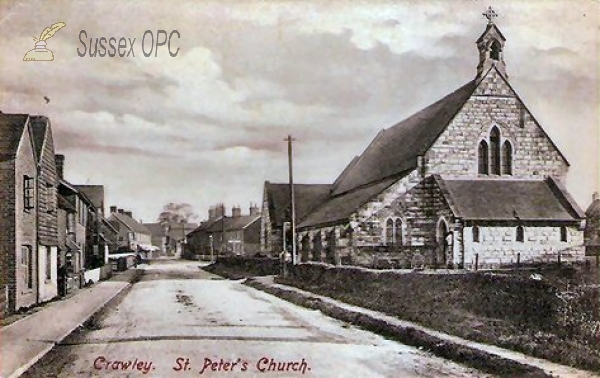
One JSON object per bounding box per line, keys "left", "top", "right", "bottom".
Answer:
{"left": 23, "top": 22, "right": 66, "bottom": 61}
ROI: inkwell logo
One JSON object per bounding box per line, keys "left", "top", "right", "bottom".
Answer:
{"left": 23, "top": 22, "right": 66, "bottom": 61}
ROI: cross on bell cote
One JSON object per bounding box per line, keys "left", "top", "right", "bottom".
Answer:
{"left": 476, "top": 6, "right": 507, "bottom": 80}
{"left": 482, "top": 6, "right": 498, "bottom": 24}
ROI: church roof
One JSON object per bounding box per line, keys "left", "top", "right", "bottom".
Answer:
{"left": 437, "top": 176, "right": 585, "bottom": 221}
{"left": 264, "top": 182, "right": 332, "bottom": 228}
{"left": 331, "top": 80, "right": 477, "bottom": 196}
{"left": 298, "top": 176, "right": 399, "bottom": 229}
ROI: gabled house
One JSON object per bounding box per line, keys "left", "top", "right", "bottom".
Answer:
{"left": 0, "top": 114, "right": 39, "bottom": 313}
{"left": 29, "top": 116, "right": 59, "bottom": 303}
{"left": 107, "top": 207, "right": 153, "bottom": 257}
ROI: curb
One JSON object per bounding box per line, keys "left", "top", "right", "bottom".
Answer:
{"left": 245, "top": 278, "right": 552, "bottom": 378}
{"left": 8, "top": 269, "right": 143, "bottom": 378}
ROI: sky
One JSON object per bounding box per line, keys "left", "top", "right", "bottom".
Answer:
{"left": 0, "top": 0, "right": 598, "bottom": 223}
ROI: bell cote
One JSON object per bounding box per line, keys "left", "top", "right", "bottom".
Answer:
{"left": 476, "top": 7, "right": 507, "bottom": 80}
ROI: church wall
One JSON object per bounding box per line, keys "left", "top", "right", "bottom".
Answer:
{"left": 425, "top": 69, "right": 569, "bottom": 181}
{"left": 463, "top": 224, "right": 584, "bottom": 269}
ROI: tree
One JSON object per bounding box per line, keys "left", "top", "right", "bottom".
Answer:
{"left": 157, "top": 203, "right": 198, "bottom": 224}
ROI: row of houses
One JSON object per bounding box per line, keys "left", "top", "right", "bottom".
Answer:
{"left": 0, "top": 112, "right": 179, "bottom": 315}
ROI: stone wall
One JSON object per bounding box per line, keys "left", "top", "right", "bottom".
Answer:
{"left": 425, "top": 68, "right": 568, "bottom": 181}
{"left": 463, "top": 224, "right": 585, "bottom": 269}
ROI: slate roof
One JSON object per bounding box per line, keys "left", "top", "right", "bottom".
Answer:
{"left": 331, "top": 80, "right": 477, "bottom": 196}
{"left": 0, "top": 114, "right": 29, "bottom": 161}
{"left": 438, "top": 176, "right": 585, "bottom": 221}
{"left": 264, "top": 182, "right": 332, "bottom": 228}
{"left": 109, "top": 212, "right": 152, "bottom": 234}
{"left": 75, "top": 185, "right": 105, "bottom": 213}
{"left": 298, "top": 177, "right": 399, "bottom": 229}
{"left": 188, "top": 218, "right": 221, "bottom": 235}
{"left": 206, "top": 215, "right": 261, "bottom": 232}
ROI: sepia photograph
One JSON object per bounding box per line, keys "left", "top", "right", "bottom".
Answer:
{"left": 0, "top": 1, "right": 598, "bottom": 377}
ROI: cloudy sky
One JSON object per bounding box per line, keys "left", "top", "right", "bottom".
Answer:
{"left": 1, "top": 0, "right": 598, "bottom": 223}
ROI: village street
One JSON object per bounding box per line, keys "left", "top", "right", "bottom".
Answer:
{"left": 23, "top": 260, "right": 486, "bottom": 378}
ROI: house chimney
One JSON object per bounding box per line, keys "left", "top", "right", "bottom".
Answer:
{"left": 110, "top": 205, "right": 117, "bottom": 213}
{"left": 232, "top": 205, "right": 241, "bottom": 218}
{"left": 209, "top": 206, "right": 215, "bottom": 220}
{"left": 55, "top": 154, "right": 65, "bottom": 179}
{"left": 594, "top": 192, "right": 599, "bottom": 202}
{"left": 215, "top": 203, "right": 225, "bottom": 218}
{"left": 118, "top": 208, "right": 124, "bottom": 214}
{"left": 249, "top": 203, "right": 259, "bottom": 216}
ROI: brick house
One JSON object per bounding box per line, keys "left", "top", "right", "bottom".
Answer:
{"left": 188, "top": 204, "right": 261, "bottom": 257}
{"left": 0, "top": 114, "right": 39, "bottom": 313}
{"left": 286, "top": 17, "right": 585, "bottom": 269}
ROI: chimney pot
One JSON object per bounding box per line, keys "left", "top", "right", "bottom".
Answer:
{"left": 110, "top": 206, "right": 117, "bottom": 213}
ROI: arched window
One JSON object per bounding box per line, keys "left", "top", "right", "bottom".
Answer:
{"left": 395, "top": 219, "right": 403, "bottom": 246}
{"left": 560, "top": 226, "right": 567, "bottom": 242}
{"left": 478, "top": 140, "right": 489, "bottom": 175}
{"left": 385, "top": 219, "right": 394, "bottom": 246}
{"left": 472, "top": 225, "right": 480, "bottom": 242}
{"left": 490, "top": 127, "right": 501, "bottom": 175}
{"left": 516, "top": 226, "right": 524, "bottom": 242}
{"left": 502, "top": 141, "right": 513, "bottom": 175}
{"left": 490, "top": 40, "right": 501, "bottom": 61}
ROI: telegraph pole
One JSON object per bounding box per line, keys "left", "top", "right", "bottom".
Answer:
{"left": 285, "top": 135, "right": 297, "bottom": 265}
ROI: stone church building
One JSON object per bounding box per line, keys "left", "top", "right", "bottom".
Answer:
{"left": 262, "top": 13, "right": 585, "bottom": 269}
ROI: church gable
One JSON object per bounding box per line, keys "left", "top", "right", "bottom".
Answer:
{"left": 424, "top": 66, "right": 569, "bottom": 180}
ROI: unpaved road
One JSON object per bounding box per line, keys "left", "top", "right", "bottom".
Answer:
{"left": 23, "top": 260, "right": 487, "bottom": 377}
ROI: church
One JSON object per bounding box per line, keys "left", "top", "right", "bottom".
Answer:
{"left": 261, "top": 9, "right": 585, "bottom": 269}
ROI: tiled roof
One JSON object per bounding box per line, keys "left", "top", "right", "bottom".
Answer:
{"left": 298, "top": 177, "right": 399, "bottom": 229}
{"left": 331, "top": 80, "right": 477, "bottom": 196}
{"left": 438, "top": 176, "right": 585, "bottom": 221}
{"left": 0, "top": 114, "right": 29, "bottom": 160}
{"left": 75, "top": 185, "right": 105, "bottom": 212}
{"left": 109, "top": 212, "right": 152, "bottom": 234}
{"left": 265, "top": 182, "right": 332, "bottom": 228}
